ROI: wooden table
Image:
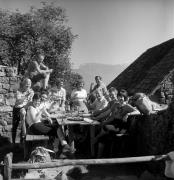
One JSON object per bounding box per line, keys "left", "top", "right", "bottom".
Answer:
{"left": 51, "top": 113, "right": 100, "bottom": 157}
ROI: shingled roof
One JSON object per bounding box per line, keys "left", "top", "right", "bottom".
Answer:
{"left": 108, "top": 38, "right": 174, "bottom": 95}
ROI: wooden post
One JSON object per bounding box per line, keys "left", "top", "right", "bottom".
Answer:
{"left": 4, "top": 153, "right": 13, "bottom": 180}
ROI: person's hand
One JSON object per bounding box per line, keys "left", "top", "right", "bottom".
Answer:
{"left": 90, "top": 82, "right": 94, "bottom": 87}
{"left": 91, "top": 115, "right": 96, "bottom": 120}
{"left": 48, "top": 117, "right": 53, "bottom": 124}
{"left": 122, "top": 114, "right": 129, "bottom": 122}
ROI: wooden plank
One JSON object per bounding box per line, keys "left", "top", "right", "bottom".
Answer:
{"left": 4, "top": 153, "right": 12, "bottom": 180}
{"left": 12, "top": 154, "right": 168, "bottom": 170}
{"left": 26, "top": 135, "right": 49, "bottom": 141}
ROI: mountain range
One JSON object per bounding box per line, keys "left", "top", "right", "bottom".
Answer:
{"left": 73, "top": 63, "right": 128, "bottom": 91}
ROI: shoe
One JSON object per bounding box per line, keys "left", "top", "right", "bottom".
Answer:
{"left": 61, "top": 144, "right": 75, "bottom": 159}
{"left": 62, "top": 144, "right": 71, "bottom": 153}
{"left": 59, "top": 153, "right": 68, "bottom": 159}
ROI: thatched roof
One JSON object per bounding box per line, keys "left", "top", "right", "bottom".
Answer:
{"left": 108, "top": 38, "right": 174, "bottom": 95}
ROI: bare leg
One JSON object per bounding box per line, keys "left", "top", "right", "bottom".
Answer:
{"left": 97, "top": 143, "right": 105, "bottom": 158}
{"left": 68, "top": 126, "right": 75, "bottom": 151}
{"left": 104, "top": 125, "right": 120, "bottom": 133}
{"left": 20, "top": 108, "right": 26, "bottom": 140}
{"left": 57, "top": 126, "right": 67, "bottom": 146}
{"left": 42, "top": 72, "right": 50, "bottom": 89}
{"left": 93, "top": 128, "right": 108, "bottom": 144}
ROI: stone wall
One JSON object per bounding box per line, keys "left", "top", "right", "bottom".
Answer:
{"left": 151, "top": 72, "right": 174, "bottom": 104}
{"left": 0, "top": 65, "right": 19, "bottom": 137}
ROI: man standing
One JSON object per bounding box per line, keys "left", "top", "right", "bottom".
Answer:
{"left": 90, "top": 76, "right": 109, "bottom": 102}
{"left": 12, "top": 78, "right": 34, "bottom": 143}
{"left": 25, "top": 53, "right": 53, "bottom": 89}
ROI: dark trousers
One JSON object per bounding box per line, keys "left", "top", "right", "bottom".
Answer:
{"left": 12, "top": 107, "right": 21, "bottom": 143}
{"left": 29, "top": 122, "right": 58, "bottom": 137}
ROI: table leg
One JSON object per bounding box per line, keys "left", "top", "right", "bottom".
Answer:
{"left": 90, "top": 125, "right": 95, "bottom": 157}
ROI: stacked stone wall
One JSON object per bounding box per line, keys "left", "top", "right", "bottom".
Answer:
{"left": 151, "top": 73, "right": 174, "bottom": 104}
{"left": 0, "top": 65, "right": 19, "bottom": 137}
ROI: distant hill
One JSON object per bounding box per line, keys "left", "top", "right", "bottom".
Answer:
{"left": 73, "top": 63, "right": 128, "bottom": 91}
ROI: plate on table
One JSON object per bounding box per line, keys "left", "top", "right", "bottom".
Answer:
{"left": 67, "top": 117, "right": 84, "bottom": 121}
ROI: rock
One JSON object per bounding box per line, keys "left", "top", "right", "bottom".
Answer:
{"left": 0, "top": 77, "right": 9, "bottom": 83}
{"left": 0, "top": 106, "right": 12, "bottom": 112}
{"left": 5, "top": 97, "right": 16, "bottom": 106}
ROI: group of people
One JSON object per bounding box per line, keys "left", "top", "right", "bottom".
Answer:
{"left": 12, "top": 52, "right": 167, "bottom": 159}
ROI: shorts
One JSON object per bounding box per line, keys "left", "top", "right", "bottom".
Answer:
{"left": 30, "top": 73, "right": 46, "bottom": 84}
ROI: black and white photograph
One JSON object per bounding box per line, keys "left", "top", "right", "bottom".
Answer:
{"left": 0, "top": 0, "right": 174, "bottom": 179}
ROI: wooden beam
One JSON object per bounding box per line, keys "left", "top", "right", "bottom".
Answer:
{"left": 12, "top": 154, "right": 168, "bottom": 170}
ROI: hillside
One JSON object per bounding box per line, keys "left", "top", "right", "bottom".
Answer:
{"left": 73, "top": 63, "right": 128, "bottom": 91}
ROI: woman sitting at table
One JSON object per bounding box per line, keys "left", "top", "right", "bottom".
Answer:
{"left": 71, "top": 80, "right": 88, "bottom": 113}
{"left": 26, "top": 93, "right": 74, "bottom": 158}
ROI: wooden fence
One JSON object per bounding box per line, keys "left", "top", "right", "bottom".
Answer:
{"left": 3, "top": 152, "right": 168, "bottom": 180}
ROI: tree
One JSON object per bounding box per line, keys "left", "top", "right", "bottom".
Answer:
{"left": 0, "top": 2, "right": 82, "bottom": 91}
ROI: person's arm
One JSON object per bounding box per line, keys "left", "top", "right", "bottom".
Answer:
{"left": 16, "top": 90, "right": 25, "bottom": 103}
{"left": 26, "top": 90, "right": 34, "bottom": 102}
{"left": 92, "top": 108, "right": 111, "bottom": 121}
{"left": 90, "top": 83, "right": 95, "bottom": 93}
{"left": 60, "top": 89, "right": 66, "bottom": 107}
{"left": 122, "top": 104, "right": 140, "bottom": 122}
{"left": 34, "top": 61, "right": 52, "bottom": 74}
{"left": 102, "top": 113, "right": 115, "bottom": 125}
{"left": 41, "top": 107, "right": 53, "bottom": 124}
{"left": 40, "top": 62, "right": 49, "bottom": 70}
{"left": 93, "top": 104, "right": 110, "bottom": 117}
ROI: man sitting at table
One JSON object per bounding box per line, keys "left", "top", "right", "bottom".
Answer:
{"left": 88, "top": 90, "right": 108, "bottom": 113}
{"left": 92, "top": 87, "right": 119, "bottom": 121}
{"left": 26, "top": 93, "right": 74, "bottom": 158}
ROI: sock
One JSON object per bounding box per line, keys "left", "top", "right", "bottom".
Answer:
{"left": 61, "top": 140, "right": 67, "bottom": 146}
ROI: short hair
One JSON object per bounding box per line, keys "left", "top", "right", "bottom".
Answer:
{"left": 33, "top": 93, "right": 41, "bottom": 101}
{"left": 41, "top": 89, "right": 49, "bottom": 96}
{"left": 76, "top": 80, "right": 84, "bottom": 87}
{"left": 118, "top": 89, "right": 128, "bottom": 101}
{"left": 57, "top": 79, "right": 64, "bottom": 86}
{"left": 108, "top": 87, "right": 118, "bottom": 94}
{"left": 95, "top": 76, "right": 102, "bottom": 81}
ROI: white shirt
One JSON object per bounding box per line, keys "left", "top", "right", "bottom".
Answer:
{"left": 90, "top": 97, "right": 108, "bottom": 111}
{"left": 51, "top": 87, "right": 66, "bottom": 101}
{"left": 71, "top": 89, "right": 87, "bottom": 102}
{"left": 26, "top": 106, "right": 41, "bottom": 127}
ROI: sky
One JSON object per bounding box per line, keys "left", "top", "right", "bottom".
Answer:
{"left": 0, "top": 0, "right": 174, "bottom": 68}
